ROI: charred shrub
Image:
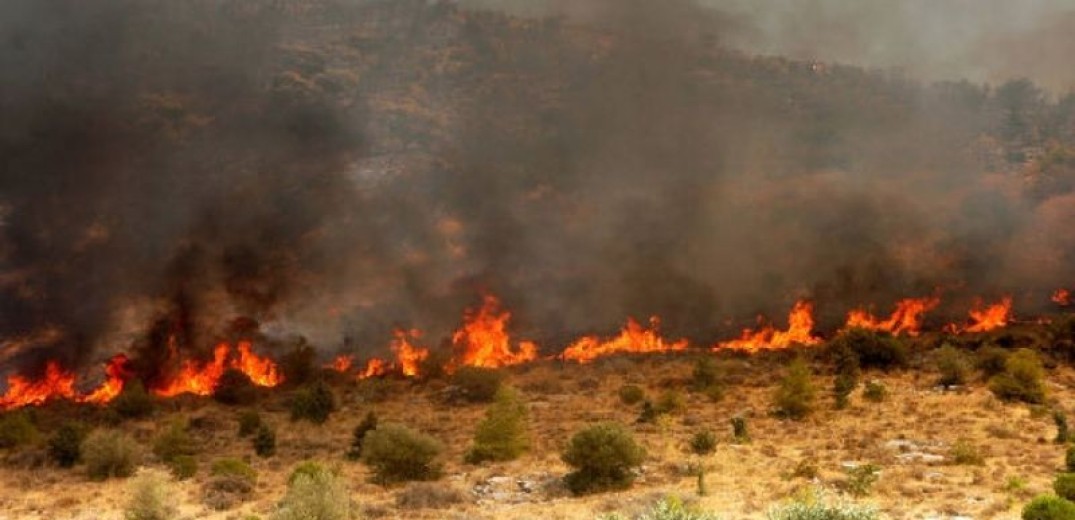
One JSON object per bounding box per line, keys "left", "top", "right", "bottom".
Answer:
{"left": 204, "top": 458, "right": 257, "bottom": 510}
{"left": 417, "top": 348, "right": 451, "bottom": 381}
{"left": 48, "top": 421, "right": 87, "bottom": 468}
{"left": 112, "top": 380, "right": 155, "bottom": 419}
{"left": 347, "top": 411, "right": 378, "bottom": 460}
{"left": 935, "top": 344, "right": 973, "bottom": 386}
{"left": 124, "top": 468, "right": 180, "bottom": 520}
{"left": 271, "top": 463, "right": 353, "bottom": 520}
{"left": 253, "top": 424, "right": 276, "bottom": 458}
{"left": 83, "top": 429, "right": 140, "bottom": 480}
{"left": 465, "top": 387, "right": 530, "bottom": 464}
{"left": 830, "top": 328, "right": 908, "bottom": 370}
{"left": 213, "top": 369, "right": 258, "bottom": 405}
{"left": 774, "top": 358, "right": 816, "bottom": 420}
{"left": 562, "top": 422, "right": 646, "bottom": 495}
{"left": 618, "top": 384, "right": 645, "bottom": 405}
{"left": 0, "top": 411, "right": 39, "bottom": 449}
{"left": 989, "top": 349, "right": 1047, "bottom": 404}
{"left": 450, "top": 367, "right": 504, "bottom": 403}
{"left": 289, "top": 380, "right": 336, "bottom": 424}
{"left": 237, "top": 410, "right": 261, "bottom": 438}
{"left": 362, "top": 423, "right": 444, "bottom": 484}
{"left": 1022, "top": 495, "right": 1075, "bottom": 520}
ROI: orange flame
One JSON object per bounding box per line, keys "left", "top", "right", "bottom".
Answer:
{"left": 327, "top": 355, "right": 354, "bottom": 373}
{"left": 391, "top": 329, "right": 429, "bottom": 377}
{"left": 233, "top": 341, "right": 283, "bottom": 387}
{"left": 1054, "top": 289, "right": 1072, "bottom": 306}
{"left": 357, "top": 357, "right": 389, "bottom": 379}
{"left": 715, "top": 300, "right": 820, "bottom": 352}
{"left": 946, "top": 297, "right": 1014, "bottom": 334}
{"left": 844, "top": 297, "right": 940, "bottom": 336}
{"left": 450, "top": 295, "right": 538, "bottom": 370}
{"left": 0, "top": 361, "right": 78, "bottom": 410}
{"left": 152, "top": 341, "right": 282, "bottom": 397}
{"left": 562, "top": 316, "right": 688, "bottom": 364}
{"left": 80, "top": 355, "right": 132, "bottom": 405}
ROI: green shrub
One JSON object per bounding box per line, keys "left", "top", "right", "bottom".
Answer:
{"left": 1055, "top": 474, "right": 1075, "bottom": 501}
{"left": 238, "top": 410, "right": 261, "bottom": 438}
{"left": 690, "top": 358, "right": 723, "bottom": 394}
{"left": 0, "top": 411, "right": 39, "bottom": 449}
{"left": 213, "top": 369, "right": 259, "bottom": 405}
{"left": 843, "top": 464, "right": 881, "bottom": 497}
{"left": 618, "top": 384, "right": 645, "bottom": 406}
{"left": 731, "top": 416, "right": 750, "bottom": 444}
{"left": 288, "top": 461, "right": 332, "bottom": 484}
{"left": 977, "top": 345, "right": 1011, "bottom": 377}
{"left": 270, "top": 463, "right": 352, "bottom": 520}
{"left": 830, "top": 328, "right": 907, "bottom": 370}
{"left": 936, "top": 344, "right": 973, "bottom": 386}
{"left": 689, "top": 431, "right": 717, "bottom": 456}
{"left": 253, "top": 424, "right": 276, "bottom": 458}
{"left": 347, "top": 411, "right": 378, "bottom": 460}
{"left": 767, "top": 488, "right": 880, "bottom": 520}
{"left": 655, "top": 390, "right": 687, "bottom": 416}
{"left": 169, "top": 455, "right": 197, "bottom": 480}
{"left": 204, "top": 458, "right": 257, "bottom": 510}
{"left": 48, "top": 421, "right": 87, "bottom": 468}
{"left": 152, "top": 420, "right": 197, "bottom": 464}
{"left": 562, "top": 422, "right": 646, "bottom": 495}
{"left": 774, "top": 358, "right": 815, "bottom": 420}
{"left": 602, "top": 497, "right": 720, "bottom": 520}
{"left": 362, "top": 423, "right": 444, "bottom": 484}
{"left": 1056, "top": 411, "right": 1070, "bottom": 444}
{"left": 124, "top": 468, "right": 179, "bottom": 520}
{"left": 112, "top": 380, "right": 155, "bottom": 419}
{"left": 395, "top": 482, "right": 468, "bottom": 510}
{"left": 211, "top": 458, "right": 257, "bottom": 482}
{"left": 83, "top": 429, "right": 140, "bottom": 480}
{"left": 450, "top": 367, "right": 504, "bottom": 403}
{"left": 465, "top": 387, "right": 530, "bottom": 464}
{"left": 862, "top": 380, "right": 887, "bottom": 402}
{"left": 1022, "top": 495, "right": 1075, "bottom": 520}
{"left": 637, "top": 401, "right": 659, "bottom": 424}
{"left": 289, "top": 380, "right": 336, "bottom": 424}
{"left": 1067, "top": 445, "right": 1075, "bottom": 472}
{"left": 950, "top": 439, "right": 984, "bottom": 465}
{"left": 990, "top": 349, "right": 1047, "bottom": 404}
{"left": 833, "top": 373, "right": 857, "bottom": 410}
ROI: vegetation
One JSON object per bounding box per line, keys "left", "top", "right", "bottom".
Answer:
{"left": 112, "top": 380, "right": 155, "bottom": 419}
{"left": 833, "top": 373, "right": 856, "bottom": 410}
{"left": 213, "top": 368, "right": 259, "bottom": 405}
{"left": 253, "top": 424, "right": 276, "bottom": 458}
{"left": 465, "top": 386, "right": 530, "bottom": 463}
{"left": 689, "top": 431, "right": 718, "bottom": 456}
{"left": 950, "top": 439, "right": 985, "bottom": 465}
{"left": 562, "top": 422, "right": 646, "bottom": 495}
{"left": 238, "top": 410, "right": 262, "bottom": 438}
{"left": 690, "top": 358, "right": 724, "bottom": 399}
{"left": 829, "top": 328, "right": 907, "bottom": 370}
{"left": 600, "top": 496, "right": 720, "bottom": 520}
{"left": 767, "top": 488, "right": 880, "bottom": 520}
{"left": 637, "top": 401, "right": 660, "bottom": 424}
{"left": 655, "top": 390, "right": 687, "bottom": 416}
{"left": 279, "top": 341, "right": 318, "bottom": 387}
{"left": 204, "top": 458, "right": 257, "bottom": 510}
{"left": 48, "top": 421, "right": 88, "bottom": 468}
{"left": 774, "top": 358, "right": 816, "bottom": 420}
{"left": 152, "top": 419, "right": 197, "bottom": 465}
{"left": 83, "top": 430, "right": 140, "bottom": 480}
{"left": 450, "top": 367, "right": 504, "bottom": 403}
{"left": 1022, "top": 495, "right": 1075, "bottom": 520}
{"left": 124, "top": 468, "right": 180, "bottom": 520}
{"left": 270, "top": 462, "right": 353, "bottom": 520}
{"left": 731, "top": 416, "right": 750, "bottom": 444}
{"left": 169, "top": 455, "right": 197, "bottom": 480}
{"left": 618, "top": 384, "right": 646, "bottom": 405}
{"left": 862, "top": 380, "right": 887, "bottom": 402}
{"left": 843, "top": 464, "right": 881, "bottom": 497}
{"left": 990, "top": 348, "right": 1047, "bottom": 404}
{"left": 347, "top": 411, "right": 379, "bottom": 460}
{"left": 1068, "top": 445, "right": 1075, "bottom": 472}
{"left": 976, "top": 345, "right": 1011, "bottom": 378}
{"left": 289, "top": 380, "right": 336, "bottom": 424}
{"left": 936, "top": 344, "right": 973, "bottom": 386}
{"left": 396, "top": 482, "right": 468, "bottom": 510}
{"left": 1054, "top": 474, "right": 1075, "bottom": 501}
{"left": 0, "top": 411, "right": 39, "bottom": 449}
{"left": 362, "top": 423, "right": 444, "bottom": 484}
{"left": 1056, "top": 411, "right": 1070, "bottom": 444}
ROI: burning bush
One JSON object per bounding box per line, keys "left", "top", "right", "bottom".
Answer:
{"left": 83, "top": 429, "right": 140, "bottom": 481}
{"left": 0, "top": 411, "right": 39, "bottom": 449}
{"left": 347, "top": 411, "right": 378, "bottom": 460}
{"left": 47, "top": 421, "right": 87, "bottom": 468}
{"left": 253, "top": 424, "right": 276, "bottom": 458}
{"left": 990, "top": 349, "right": 1047, "bottom": 404}
{"left": 362, "top": 423, "right": 444, "bottom": 484}
{"left": 270, "top": 462, "right": 353, "bottom": 520}
{"left": 450, "top": 367, "right": 504, "bottom": 403}
{"left": 465, "top": 387, "right": 530, "bottom": 464}
{"left": 213, "top": 368, "right": 258, "bottom": 405}
{"left": 111, "top": 380, "right": 155, "bottom": 419}
{"left": 774, "top": 358, "right": 816, "bottom": 420}
{"left": 124, "top": 468, "right": 180, "bottom": 520}
{"left": 561, "top": 422, "right": 646, "bottom": 495}
{"left": 204, "top": 458, "right": 257, "bottom": 510}
{"left": 829, "top": 328, "right": 908, "bottom": 370}
{"left": 935, "top": 344, "right": 973, "bottom": 387}
{"left": 289, "top": 380, "right": 336, "bottom": 424}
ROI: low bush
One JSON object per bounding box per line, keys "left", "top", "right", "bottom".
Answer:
{"left": 362, "top": 423, "right": 444, "bottom": 484}
{"left": 731, "top": 417, "right": 750, "bottom": 444}
{"left": 204, "top": 458, "right": 257, "bottom": 510}
{"left": 112, "top": 380, "right": 155, "bottom": 419}
{"left": 562, "top": 422, "right": 646, "bottom": 495}
{"left": 637, "top": 401, "right": 659, "bottom": 424}
{"left": 169, "top": 454, "right": 197, "bottom": 480}
{"left": 830, "top": 328, "right": 908, "bottom": 370}
{"left": 688, "top": 431, "right": 717, "bottom": 456}
{"left": 936, "top": 344, "right": 973, "bottom": 386}
{"left": 977, "top": 345, "right": 1011, "bottom": 377}
{"left": 618, "top": 384, "right": 645, "bottom": 406}
{"left": 1067, "top": 445, "right": 1075, "bottom": 472}
{"left": 842, "top": 464, "right": 881, "bottom": 497}
{"left": 1056, "top": 411, "right": 1070, "bottom": 444}
{"left": 83, "top": 429, "right": 140, "bottom": 480}
{"left": 863, "top": 380, "right": 887, "bottom": 402}
{"left": 152, "top": 420, "right": 197, "bottom": 465}
{"left": 655, "top": 390, "right": 687, "bottom": 416}
{"left": 465, "top": 387, "right": 530, "bottom": 464}
{"left": 833, "top": 373, "right": 857, "bottom": 410}
{"left": 124, "top": 468, "right": 180, "bottom": 520}
{"left": 48, "top": 421, "right": 87, "bottom": 468}
{"left": 601, "top": 497, "right": 720, "bottom": 520}
{"left": 253, "top": 424, "right": 276, "bottom": 458}
{"left": 990, "top": 349, "right": 1047, "bottom": 404}
{"left": 213, "top": 369, "right": 258, "bottom": 405}
{"left": 395, "top": 482, "right": 468, "bottom": 510}
{"left": 1022, "top": 495, "right": 1075, "bottom": 520}
{"left": 1054, "top": 474, "right": 1075, "bottom": 501}
{"left": 774, "top": 359, "right": 815, "bottom": 420}
{"left": 450, "top": 367, "right": 504, "bottom": 403}
{"left": 270, "top": 462, "right": 352, "bottom": 520}
{"left": 347, "top": 411, "right": 378, "bottom": 460}
{"left": 289, "top": 380, "right": 336, "bottom": 424}
{"left": 950, "top": 439, "right": 984, "bottom": 465}
{"left": 0, "top": 411, "right": 39, "bottom": 449}
{"left": 690, "top": 358, "right": 723, "bottom": 395}
{"left": 767, "top": 488, "right": 879, "bottom": 520}
{"left": 237, "top": 410, "right": 261, "bottom": 438}
{"left": 211, "top": 458, "right": 257, "bottom": 482}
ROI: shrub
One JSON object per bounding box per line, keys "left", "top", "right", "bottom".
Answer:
{"left": 833, "top": 373, "right": 857, "bottom": 410}
{"left": 83, "top": 430, "right": 140, "bottom": 480}
{"left": 1067, "top": 445, "right": 1075, "bottom": 472}
{"left": 1056, "top": 411, "right": 1070, "bottom": 444}
{"left": 637, "top": 401, "right": 659, "bottom": 424}
{"left": 862, "top": 380, "right": 887, "bottom": 402}
{"left": 362, "top": 423, "right": 444, "bottom": 484}
{"left": 253, "top": 424, "right": 276, "bottom": 458}
{"left": 1055, "top": 474, "right": 1075, "bottom": 501}
{"left": 450, "top": 367, "right": 504, "bottom": 403}
{"left": 211, "top": 458, "right": 257, "bottom": 482}
{"left": 152, "top": 420, "right": 197, "bottom": 464}
{"left": 48, "top": 421, "right": 87, "bottom": 468}
{"left": 169, "top": 455, "right": 197, "bottom": 480}
{"left": 124, "top": 468, "right": 180, "bottom": 520}
{"left": 731, "top": 416, "right": 750, "bottom": 444}
{"left": 767, "top": 488, "right": 879, "bottom": 520}
{"left": 774, "top": 358, "right": 815, "bottom": 420}
{"left": 270, "top": 463, "right": 352, "bottom": 520}
{"left": 238, "top": 410, "right": 261, "bottom": 438}
{"left": 288, "top": 461, "right": 332, "bottom": 484}
{"left": 204, "top": 458, "right": 257, "bottom": 510}
{"left": 112, "top": 380, "right": 155, "bottom": 419}
{"left": 347, "top": 411, "right": 378, "bottom": 460}
{"left": 395, "top": 482, "right": 468, "bottom": 510}
{"left": 0, "top": 411, "right": 39, "bottom": 449}
{"left": 843, "top": 464, "right": 881, "bottom": 497}
{"left": 689, "top": 431, "right": 717, "bottom": 456}
{"left": 562, "top": 422, "right": 646, "bottom": 495}
{"left": 936, "top": 344, "right": 973, "bottom": 386}
{"left": 417, "top": 347, "right": 451, "bottom": 381}
{"left": 949, "top": 439, "right": 984, "bottom": 465}
{"left": 618, "top": 384, "right": 645, "bottom": 406}
{"left": 279, "top": 341, "right": 317, "bottom": 387}
{"left": 655, "top": 390, "right": 687, "bottom": 416}
{"left": 830, "top": 328, "right": 907, "bottom": 370}
{"left": 465, "top": 387, "right": 530, "bottom": 464}
{"left": 977, "top": 345, "right": 1011, "bottom": 377}
{"left": 602, "top": 497, "right": 720, "bottom": 520}
{"left": 990, "top": 349, "right": 1047, "bottom": 404}
{"left": 690, "top": 358, "right": 723, "bottom": 393}
{"left": 213, "top": 369, "right": 258, "bottom": 405}
{"left": 289, "top": 380, "right": 336, "bottom": 424}
{"left": 1022, "top": 495, "right": 1075, "bottom": 520}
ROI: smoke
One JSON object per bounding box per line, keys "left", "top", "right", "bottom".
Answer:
{"left": 2, "top": 0, "right": 1075, "bottom": 374}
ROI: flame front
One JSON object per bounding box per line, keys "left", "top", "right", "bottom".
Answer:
{"left": 328, "top": 355, "right": 353, "bottom": 373}
{"left": 80, "top": 355, "right": 132, "bottom": 405}
{"left": 392, "top": 329, "right": 429, "bottom": 377}
{"left": 947, "top": 297, "right": 1014, "bottom": 334}
{"left": 844, "top": 297, "right": 940, "bottom": 336}
{"left": 1055, "top": 289, "right": 1072, "bottom": 306}
{"left": 152, "top": 341, "right": 282, "bottom": 397}
{"left": 0, "top": 361, "right": 78, "bottom": 410}
{"left": 358, "top": 357, "right": 389, "bottom": 379}
{"left": 562, "top": 316, "right": 688, "bottom": 364}
{"left": 233, "top": 341, "right": 283, "bottom": 387}
{"left": 715, "top": 300, "right": 820, "bottom": 352}
{"left": 450, "top": 295, "right": 538, "bottom": 369}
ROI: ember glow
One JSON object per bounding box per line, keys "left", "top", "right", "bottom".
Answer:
{"left": 844, "top": 297, "right": 941, "bottom": 336}
{"left": 152, "top": 341, "right": 282, "bottom": 397}
{"left": 715, "top": 300, "right": 821, "bottom": 352}
{"left": 1055, "top": 289, "right": 1072, "bottom": 306}
{"left": 562, "top": 316, "right": 688, "bottom": 364}
{"left": 449, "top": 295, "right": 538, "bottom": 370}
{"left": 358, "top": 357, "right": 389, "bottom": 379}
{"left": 327, "top": 355, "right": 354, "bottom": 373}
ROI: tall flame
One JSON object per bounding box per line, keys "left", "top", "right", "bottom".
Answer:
{"left": 152, "top": 341, "right": 282, "bottom": 397}
{"left": 844, "top": 297, "right": 940, "bottom": 336}
{"left": 0, "top": 361, "right": 78, "bottom": 410}
{"left": 392, "top": 329, "right": 429, "bottom": 377}
{"left": 80, "top": 355, "right": 132, "bottom": 405}
{"left": 450, "top": 295, "right": 538, "bottom": 370}
{"left": 358, "top": 358, "right": 389, "bottom": 379}
{"left": 233, "top": 341, "right": 283, "bottom": 387}
{"left": 562, "top": 316, "right": 688, "bottom": 364}
{"left": 1054, "top": 289, "right": 1072, "bottom": 306}
{"left": 945, "top": 297, "right": 1014, "bottom": 334}
{"left": 715, "top": 300, "right": 820, "bottom": 352}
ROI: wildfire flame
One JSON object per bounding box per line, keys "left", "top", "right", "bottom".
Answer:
{"left": 844, "top": 297, "right": 941, "bottom": 336}
{"left": 80, "top": 354, "right": 132, "bottom": 405}
{"left": 450, "top": 295, "right": 538, "bottom": 370}
{"left": 715, "top": 300, "right": 821, "bottom": 352}
{"left": 358, "top": 357, "right": 388, "bottom": 379}
{"left": 1055, "top": 288, "right": 1072, "bottom": 306}
{"left": 327, "top": 355, "right": 353, "bottom": 373}
{"left": 152, "top": 341, "right": 283, "bottom": 397}
{"left": 562, "top": 316, "right": 688, "bottom": 364}
{"left": 0, "top": 361, "right": 77, "bottom": 410}
{"left": 947, "top": 297, "right": 1014, "bottom": 334}
{"left": 391, "top": 329, "right": 429, "bottom": 377}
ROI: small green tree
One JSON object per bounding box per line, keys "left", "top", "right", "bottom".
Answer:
{"left": 936, "top": 344, "right": 973, "bottom": 386}
{"left": 112, "top": 380, "right": 155, "bottom": 419}
{"left": 690, "top": 357, "right": 724, "bottom": 398}
{"left": 1067, "top": 445, "right": 1075, "bottom": 472}
{"left": 1054, "top": 473, "right": 1075, "bottom": 501}
{"left": 1055, "top": 411, "right": 1070, "bottom": 444}
{"left": 152, "top": 419, "right": 197, "bottom": 465}
{"left": 270, "top": 463, "right": 352, "bottom": 520}
{"left": 833, "top": 373, "right": 856, "bottom": 410}
{"left": 774, "top": 358, "right": 815, "bottom": 420}
{"left": 618, "top": 384, "right": 645, "bottom": 405}
{"left": 362, "top": 423, "right": 444, "bottom": 484}
{"left": 689, "top": 431, "right": 717, "bottom": 456}
{"left": 731, "top": 416, "right": 750, "bottom": 444}
{"left": 465, "top": 387, "right": 530, "bottom": 463}
{"left": 48, "top": 421, "right": 88, "bottom": 468}
{"left": 990, "top": 349, "right": 1047, "bottom": 404}
{"left": 1022, "top": 495, "right": 1075, "bottom": 520}
{"left": 561, "top": 422, "right": 646, "bottom": 495}
{"left": 829, "top": 328, "right": 907, "bottom": 370}
{"left": 290, "top": 380, "right": 336, "bottom": 424}
{"left": 450, "top": 367, "right": 503, "bottom": 403}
